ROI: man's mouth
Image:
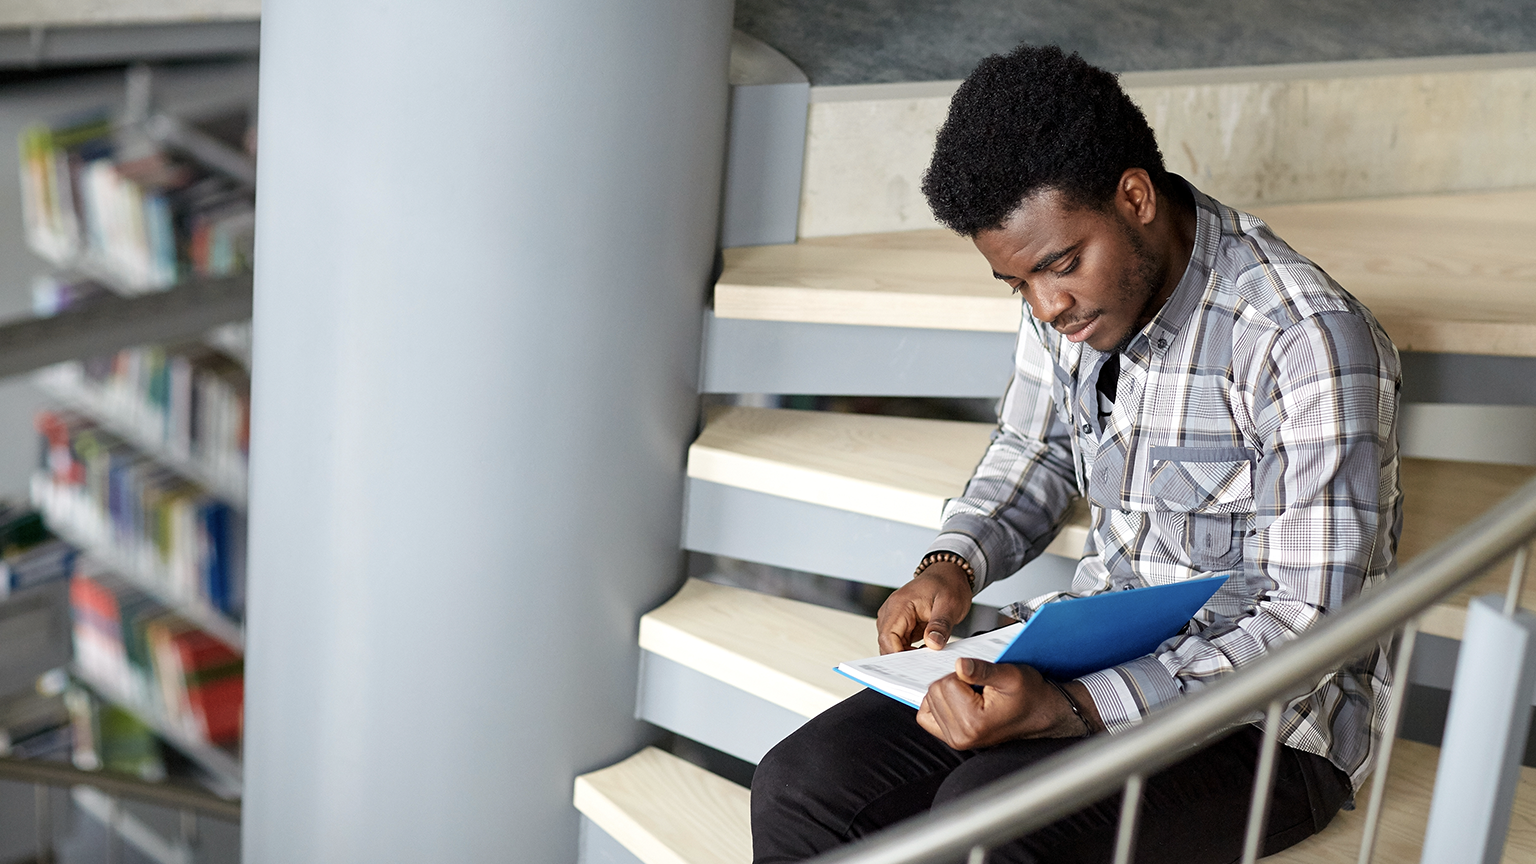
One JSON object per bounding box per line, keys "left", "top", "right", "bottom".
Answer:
{"left": 1057, "top": 314, "right": 1101, "bottom": 344}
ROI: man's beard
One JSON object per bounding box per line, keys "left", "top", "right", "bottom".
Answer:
{"left": 1107, "top": 223, "right": 1165, "bottom": 354}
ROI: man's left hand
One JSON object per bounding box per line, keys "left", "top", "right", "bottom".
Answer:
{"left": 916, "top": 658, "right": 1096, "bottom": 749}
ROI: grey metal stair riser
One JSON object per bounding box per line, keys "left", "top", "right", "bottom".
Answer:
{"left": 700, "top": 317, "right": 1536, "bottom": 404}
{"left": 578, "top": 815, "right": 646, "bottom": 864}
{"left": 700, "top": 311, "right": 1016, "bottom": 397}
{"left": 683, "top": 477, "right": 1077, "bottom": 606}
{"left": 637, "top": 650, "right": 808, "bottom": 765}
{"left": 1400, "top": 354, "right": 1536, "bottom": 406}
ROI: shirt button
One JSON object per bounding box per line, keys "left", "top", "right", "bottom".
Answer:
{"left": 1082, "top": 423, "right": 1092, "bottom": 434}
{"left": 1156, "top": 337, "right": 1168, "bottom": 350}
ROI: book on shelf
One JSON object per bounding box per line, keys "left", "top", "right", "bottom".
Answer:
{"left": 35, "top": 341, "right": 251, "bottom": 498}
{"left": 71, "top": 570, "right": 243, "bottom": 750}
{"left": 36, "top": 410, "right": 246, "bottom": 621}
{"left": 64, "top": 684, "right": 165, "bottom": 780}
{"left": 18, "top": 105, "right": 256, "bottom": 294}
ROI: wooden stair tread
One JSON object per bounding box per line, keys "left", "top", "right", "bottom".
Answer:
{"left": 1256, "top": 189, "right": 1536, "bottom": 358}
{"left": 716, "top": 188, "right": 1536, "bottom": 357}
{"left": 640, "top": 578, "right": 874, "bottom": 719}
{"left": 716, "top": 239, "right": 1014, "bottom": 333}
{"left": 574, "top": 746, "right": 751, "bottom": 864}
{"left": 690, "top": 406, "right": 1536, "bottom": 641}
{"left": 687, "top": 405, "right": 1090, "bottom": 558}
{"left": 1267, "top": 739, "right": 1536, "bottom": 863}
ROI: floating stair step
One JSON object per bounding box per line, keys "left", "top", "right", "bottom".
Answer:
{"left": 683, "top": 405, "right": 1085, "bottom": 603}
{"left": 716, "top": 235, "right": 1010, "bottom": 332}
{"left": 636, "top": 578, "right": 872, "bottom": 762}
{"left": 686, "top": 406, "right": 1536, "bottom": 639}
{"left": 1256, "top": 190, "right": 1536, "bottom": 357}
{"left": 641, "top": 578, "right": 872, "bottom": 719}
{"left": 716, "top": 189, "right": 1536, "bottom": 357}
{"left": 574, "top": 738, "right": 1535, "bottom": 864}
{"left": 574, "top": 746, "right": 750, "bottom": 864}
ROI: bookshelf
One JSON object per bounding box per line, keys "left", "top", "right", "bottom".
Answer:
{"left": 16, "top": 64, "right": 254, "bottom": 801}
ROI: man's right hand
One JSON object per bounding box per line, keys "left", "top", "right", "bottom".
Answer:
{"left": 876, "top": 561, "right": 973, "bottom": 654}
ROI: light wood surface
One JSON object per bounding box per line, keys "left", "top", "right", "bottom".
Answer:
{"left": 716, "top": 188, "right": 1536, "bottom": 356}
{"left": 639, "top": 578, "right": 873, "bottom": 719}
{"left": 715, "top": 240, "right": 1018, "bottom": 332}
{"left": 1398, "top": 458, "right": 1536, "bottom": 640}
{"left": 1266, "top": 739, "right": 1536, "bottom": 863}
{"left": 574, "top": 747, "right": 751, "bottom": 864}
{"left": 690, "top": 406, "right": 1536, "bottom": 639}
{"left": 1253, "top": 189, "right": 1536, "bottom": 357}
{"left": 687, "top": 406, "right": 1090, "bottom": 558}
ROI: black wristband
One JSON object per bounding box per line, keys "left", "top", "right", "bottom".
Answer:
{"left": 1048, "top": 679, "right": 1091, "bottom": 738}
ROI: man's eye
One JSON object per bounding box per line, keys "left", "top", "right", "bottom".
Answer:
{"left": 1058, "top": 258, "right": 1080, "bottom": 276}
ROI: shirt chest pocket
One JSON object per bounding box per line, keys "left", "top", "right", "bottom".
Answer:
{"left": 1148, "top": 446, "right": 1257, "bottom": 569}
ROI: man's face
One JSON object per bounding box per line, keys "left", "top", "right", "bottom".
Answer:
{"left": 974, "top": 188, "right": 1163, "bottom": 353}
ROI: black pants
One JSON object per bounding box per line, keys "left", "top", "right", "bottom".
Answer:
{"left": 751, "top": 689, "right": 1353, "bottom": 864}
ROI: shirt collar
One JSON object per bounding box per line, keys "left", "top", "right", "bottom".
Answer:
{"left": 1126, "top": 178, "right": 1221, "bottom": 361}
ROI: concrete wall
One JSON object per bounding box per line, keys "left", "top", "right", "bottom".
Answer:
{"left": 797, "top": 53, "right": 1536, "bottom": 237}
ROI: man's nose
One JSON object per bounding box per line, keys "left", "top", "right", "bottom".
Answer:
{"left": 1027, "top": 283, "right": 1073, "bottom": 324}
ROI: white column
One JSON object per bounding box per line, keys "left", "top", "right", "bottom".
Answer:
{"left": 242, "top": 2, "right": 733, "bottom": 861}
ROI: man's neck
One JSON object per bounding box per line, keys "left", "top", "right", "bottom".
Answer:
{"left": 1133, "top": 183, "right": 1199, "bottom": 334}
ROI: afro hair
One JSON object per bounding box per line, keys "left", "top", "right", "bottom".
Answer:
{"left": 921, "top": 45, "right": 1169, "bottom": 236}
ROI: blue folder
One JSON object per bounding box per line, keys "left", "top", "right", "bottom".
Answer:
{"left": 996, "top": 574, "right": 1230, "bottom": 679}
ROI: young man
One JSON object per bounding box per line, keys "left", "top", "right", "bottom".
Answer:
{"left": 751, "top": 46, "right": 1402, "bottom": 864}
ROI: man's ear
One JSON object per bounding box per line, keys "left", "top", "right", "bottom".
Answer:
{"left": 1116, "top": 168, "right": 1158, "bottom": 227}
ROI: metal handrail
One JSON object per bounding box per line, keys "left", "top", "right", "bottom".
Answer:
{"left": 809, "top": 472, "right": 1536, "bottom": 864}
{"left": 0, "top": 756, "right": 240, "bottom": 821}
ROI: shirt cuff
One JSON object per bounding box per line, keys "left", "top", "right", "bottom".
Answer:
{"left": 1077, "top": 655, "right": 1183, "bottom": 734}
{"left": 924, "top": 512, "right": 1027, "bottom": 594}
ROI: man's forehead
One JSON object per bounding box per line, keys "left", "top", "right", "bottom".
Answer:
{"left": 975, "top": 190, "right": 1088, "bottom": 266}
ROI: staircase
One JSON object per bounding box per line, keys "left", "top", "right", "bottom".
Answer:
{"left": 573, "top": 45, "right": 1536, "bottom": 864}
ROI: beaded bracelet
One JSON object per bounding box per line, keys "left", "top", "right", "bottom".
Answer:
{"left": 1048, "top": 679, "right": 1091, "bottom": 738}
{"left": 914, "top": 551, "right": 975, "bottom": 591}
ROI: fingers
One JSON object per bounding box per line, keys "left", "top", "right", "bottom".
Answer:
{"left": 920, "top": 663, "right": 1035, "bottom": 750}
{"left": 880, "top": 563, "right": 974, "bottom": 654}
{"left": 954, "top": 657, "right": 1009, "bottom": 687}
{"left": 876, "top": 601, "right": 921, "bottom": 654}
{"left": 921, "top": 616, "right": 953, "bottom": 651}
{"left": 921, "top": 585, "right": 970, "bottom": 650}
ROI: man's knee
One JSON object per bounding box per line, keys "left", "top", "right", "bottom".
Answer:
{"left": 932, "top": 737, "right": 1078, "bottom": 807}
{"left": 753, "top": 698, "right": 866, "bottom": 806}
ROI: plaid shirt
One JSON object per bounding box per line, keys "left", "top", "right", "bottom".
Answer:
{"left": 926, "top": 184, "right": 1402, "bottom": 789}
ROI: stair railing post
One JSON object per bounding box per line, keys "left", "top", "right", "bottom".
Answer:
{"left": 33, "top": 783, "right": 51, "bottom": 864}
{"left": 1356, "top": 618, "right": 1420, "bottom": 864}
{"left": 1504, "top": 546, "right": 1529, "bottom": 616}
{"left": 1240, "top": 700, "right": 1286, "bottom": 864}
{"left": 1111, "top": 773, "right": 1144, "bottom": 864}
{"left": 1419, "top": 543, "right": 1536, "bottom": 864}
